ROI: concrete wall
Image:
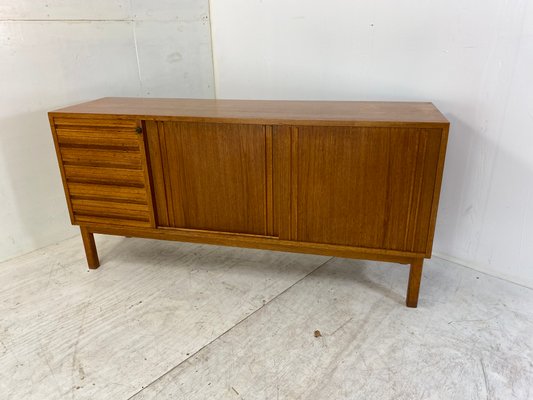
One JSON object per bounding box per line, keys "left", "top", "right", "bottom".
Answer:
{"left": 209, "top": 0, "right": 533, "bottom": 287}
{"left": 0, "top": 0, "right": 214, "bottom": 261}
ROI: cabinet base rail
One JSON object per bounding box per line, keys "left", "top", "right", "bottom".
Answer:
{"left": 79, "top": 225, "right": 425, "bottom": 308}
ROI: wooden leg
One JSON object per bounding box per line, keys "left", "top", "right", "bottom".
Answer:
{"left": 80, "top": 226, "right": 100, "bottom": 269}
{"left": 406, "top": 258, "right": 424, "bottom": 308}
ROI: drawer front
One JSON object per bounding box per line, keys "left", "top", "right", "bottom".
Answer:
{"left": 51, "top": 117, "right": 155, "bottom": 228}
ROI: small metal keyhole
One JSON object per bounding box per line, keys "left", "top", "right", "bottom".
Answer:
{"left": 135, "top": 126, "right": 143, "bottom": 134}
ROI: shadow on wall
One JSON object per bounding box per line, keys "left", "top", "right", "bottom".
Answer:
{"left": 433, "top": 111, "right": 533, "bottom": 286}
{"left": 0, "top": 109, "right": 76, "bottom": 262}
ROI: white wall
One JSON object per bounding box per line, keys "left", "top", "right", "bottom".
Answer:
{"left": 0, "top": 0, "right": 214, "bottom": 261}
{"left": 209, "top": 0, "right": 533, "bottom": 287}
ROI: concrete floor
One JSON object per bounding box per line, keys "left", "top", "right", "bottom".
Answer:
{"left": 1, "top": 235, "right": 532, "bottom": 400}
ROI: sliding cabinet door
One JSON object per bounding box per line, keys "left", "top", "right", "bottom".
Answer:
{"left": 146, "top": 121, "right": 276, "bottom": 236}
{"left": 278, "top": 125, "right": 444, "bottom": 254}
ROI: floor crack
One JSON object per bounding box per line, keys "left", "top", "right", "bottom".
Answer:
{"left": 480, "top": 358, "right": 490, "bottom": 400}
{"left": 126, "top": 256, "right": 334, "bottom": 399}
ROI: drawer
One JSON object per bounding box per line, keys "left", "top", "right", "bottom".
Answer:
{"left": 63, "top": 165, "right": 145, "bottom": 186}
{"left": 51, "top": 117, "right": 155, "bottom": 228}
{"left": 56, "top": 127, "right": 141, "bottom": 149}
{"left": 67, "top": 183, "right": 148, "bottom": 203}
{"left": 53, "top": 117, "right": 138, "bottom": 129}
{"left": 70, "top": 198, "right": 152, "bottom": 228}
{"left": 67, "top": 182, "right": 151, "bottom": 227}
{"left": 59, "top": 146, "right": 142, "bottom": 169}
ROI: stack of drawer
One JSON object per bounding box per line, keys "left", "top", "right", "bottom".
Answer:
{"left": 51, "top": 117, "right": 154, "bottom": 227}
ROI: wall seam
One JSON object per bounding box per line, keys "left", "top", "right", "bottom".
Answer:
{"left": 207, "top": 0, "right": 218, "bottom": 99}
{"left": 130, "top": 16, "right": 143, "bottom": 95}
{"left": 0, "top": 18, "right": 133, "bottom": 22}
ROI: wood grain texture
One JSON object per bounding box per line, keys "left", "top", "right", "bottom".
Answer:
{"left": 144, "top": 121, "right": 170, "bottom": 226}
{"left": 406, "top": 258, "right": 424, "bottom": 308}
{"left": 265, "top": 126, "right": 274, "bottom": 236}
{"left": 72, "top": 199, "right": 150, "bottom": 217}
{"left": 56, "top": 128, "right": 140, "bottom": 148}
{"left": 294, "top": 126, "right": 442, "bottom": 253}
{"left": 48, "top": 115, "right": 75, "bottom": 224}
{"left": 53, "top": 116, "right": 138, "bottom": 128}
{"left": 424, "top": 125, "right": 450, "bottom": 257}
{"left": 273, "top": 126, "right": 292, "bottom": 240}
{"left": 86, "top": 224, "right": 421, "bottom": 264}
{"left": 63, "top": 165, "right": 145, "bottom": 186}
{"left": 68, "top": 183, "right": 148, "bottom": 202}
{"left": 50, "top": 97, "right": 449, "bottom": 127}
{"left": 146, "top": 121, "right": 269, "bottom": 235}
{"left": 60, "top": 147, "right": 142, "bottom": 169}
{"left": 137, "top": 122, "right": 157, "bottom": 227}
{"left": 80, "top": 226, "right": 99, "bottom": 269}
{"left": 50, "top": 116, "right": 155, "bottom": 228}
{"left": 290, "top": 127, "right": 299, "bottom": 241}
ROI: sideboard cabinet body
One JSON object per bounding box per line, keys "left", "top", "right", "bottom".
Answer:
{"left": 49, "top": 98, "right": 449, "bottom": 307}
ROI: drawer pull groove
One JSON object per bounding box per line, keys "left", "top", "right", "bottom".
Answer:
{"left": 74, "top": 215, "right": 151, "bottom": 228}
{"left": 66, "top": 177, "right": 144, "bottom": 188}
{"left": 59, "top": 143, "right": 140, "bottom": 152}
{"left": 69, "top": 195, "right": 147, "bottom": 205}
{"left": 73, "top": 210, "right": 149, "bottom": 222}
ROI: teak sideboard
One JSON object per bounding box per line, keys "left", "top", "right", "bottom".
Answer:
{"left": 49, "top": 97, "right": 449, "bottom": 308}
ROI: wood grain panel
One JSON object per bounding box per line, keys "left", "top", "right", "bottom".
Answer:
{"left": 150, "top": 121, "right": 268, "bottom": 235}
{"left": 74, "top": 215, "right": 151, "bottom": 228}
{"left": 71, "top": 199, "right": 151, "bottom": 221}
{"left": 53, "top": 117, "right": 138, "bottom": 129}
{"left": 290, "top": 127, "right": 299, "bottom": 241}
{"left": 162, "top": 123, "right": 186, "bottom": 227}
{"left": 68, "top": 183, "right": 148, "bottom": 203}
{"left": 424, "top": 126, "right": 449, "bottom": 256}
{"left": 265, "top": 126, "right": 274, "bottom": 236}
{"left": 296, "top": 126, "right": 388, "bottom": 248}
{"left": 410, "top": 131, "right": 443, "bottom": 252}
{"left": 51, "top": 116, "right": 156, "bottom": 228}
{"left": 295, "top": 126, "right": 443, "bottom": 253}
{"left": 64, "top": 165, "right": 145, "bottom": 186}
{"left": 144, "top": 121, "right": 170, "bottom": 226}
{"left": 60, "top": 147, "right": 142, "bottom": 169}
{"left": 50, "top": 98, "right": 449, "bottom": 127}
{"left": 87, "top": 224, "right": 422, "bottom": 264}
{"left": 56, "top": 128, "right": 140, "bottom": 149}
{"left": 137, "top": 122, "right": 157, "bottom": 227}
{"left": 383, "top": 129, "right": 422, "bottom": 250}
{"left": 273, "top": 126, "right": 292, "bottom": 240}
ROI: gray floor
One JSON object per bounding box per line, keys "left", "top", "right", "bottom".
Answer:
{"left": 1, "top": 235, "right": 532, "bottom": 400}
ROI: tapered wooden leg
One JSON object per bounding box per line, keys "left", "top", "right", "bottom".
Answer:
{"left": 406, "top": 258, "right": 424, "bottom": 308}
{"left": 80, "top": 226, "right": 100, "bottom": 269}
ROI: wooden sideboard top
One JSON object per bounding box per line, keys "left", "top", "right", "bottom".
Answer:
{"left": 50, "top": 97, "right": 449, "bottom": 127}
